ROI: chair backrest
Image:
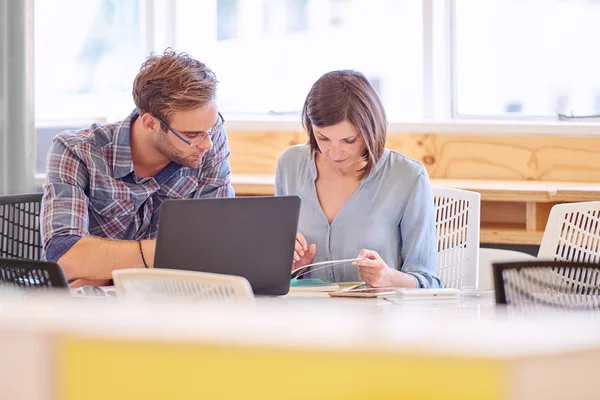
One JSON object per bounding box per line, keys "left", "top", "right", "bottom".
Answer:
{"left": 538, "top": 201, "right": 600, "bottom": 264}
{"left": 478, "top": 248, "right": 536, "bottom": 290}
{"left": 0, "top": 258, "right": 68, "bottom": 290}
{"left": 112, "top": 268, "right": 255, "bottom": 302}
{"left": 433, "top": 188, "right": 481, "bottom": 289}
{"left": 0, "top": 193, "right": 43, "bottom": 260}
{"left": 493, "top": 261, "right": 600, "bottom": 311}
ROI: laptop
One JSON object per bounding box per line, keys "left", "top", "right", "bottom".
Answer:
{"left": 154, "top": 196, "right": 301, "bottom": 296}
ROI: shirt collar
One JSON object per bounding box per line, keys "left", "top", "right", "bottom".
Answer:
{"left": 365, "top": 148, "right": 389, "bottom": 182}
{"left": 112, "top": 109, "right": 139, "bottom": 179}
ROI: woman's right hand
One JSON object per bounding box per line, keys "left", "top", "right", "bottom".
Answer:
{"left": 292, "top": 232, "right": 316, "bottom": 271}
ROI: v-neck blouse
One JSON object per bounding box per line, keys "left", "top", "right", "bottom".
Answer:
{"left": 275, "top": 144, "right": 440, "bottom": 288}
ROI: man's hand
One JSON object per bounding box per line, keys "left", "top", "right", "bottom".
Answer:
{"left": 69, "top": 278, "right": 112, "bottom": 288}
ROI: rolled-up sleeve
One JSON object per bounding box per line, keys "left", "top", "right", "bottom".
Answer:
{"left": 194, "top": 126, "right": 235, "bottom": 198}
{"left": 399, "top": 170, "right": 441, "bottom": 288}
{"left": 41, "top": 137, "right": 90, "bottom": 261}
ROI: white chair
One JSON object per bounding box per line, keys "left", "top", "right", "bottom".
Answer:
{"left": 433, "top": 188, "right": 481, "bottom": 289}
{"left": 478, "top": 248, "right": 536, "bottom": 290}
{"left": 538, "top": 201, "right": 600, "bottom": 263}
{"left": 112, "top": 268, "right": 255, "bottom": 302}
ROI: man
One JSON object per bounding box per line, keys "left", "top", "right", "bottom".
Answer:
{"left": 41, "top": 49, "right": 234, "bottom": 287}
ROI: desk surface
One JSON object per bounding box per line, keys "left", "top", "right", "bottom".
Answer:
{"left": 230, "top": 175, "right": 600, "bottom": 246}
{"left": 0, "top": 291, "right": 593, "bottom": 352}
{"left": 71, "top": 286, "right": 497, "bottom": 317}
{"left": 2, "top": 292, "right": 600, "bottom": 399}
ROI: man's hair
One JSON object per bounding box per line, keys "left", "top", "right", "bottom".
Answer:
{"left": 132, "top": 48, "right": 218, "bottom": 124}
{"left": 302, "top": 70, "right": 387, "bottom": 179}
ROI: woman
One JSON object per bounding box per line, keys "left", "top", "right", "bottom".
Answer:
{"left": 275, "top": 70, "right": 440, "bottom": 288}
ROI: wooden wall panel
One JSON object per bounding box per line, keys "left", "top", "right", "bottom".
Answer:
{"left": 481, "top": 201, "right": 526, "bottom": 226}
{"left": 228, "top": 131, "right": 303, "bottom": 175}
{"left": 227, "top": 130, "right": 600, "bottom": 183}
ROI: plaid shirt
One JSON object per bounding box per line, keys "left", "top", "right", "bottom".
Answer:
{"left": 41, "top": 109, "right": 234, "bottom": 262}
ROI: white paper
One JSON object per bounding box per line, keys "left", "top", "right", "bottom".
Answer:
{"left": 302, "top": 258, "right": 366, "bottom": 268}
{"left": 292, "top": 257, "right": 367, "bottom": 279}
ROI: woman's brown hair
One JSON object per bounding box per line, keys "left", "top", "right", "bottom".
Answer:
{"left": 302, "top": 70, "right": 387, "bottom": 179}
{"left": 132, "top": 48, "right": 218, "bottom": 124}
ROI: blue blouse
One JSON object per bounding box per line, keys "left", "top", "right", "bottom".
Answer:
{"left": 275, "top": 145, "right": 440, "bottom": 288}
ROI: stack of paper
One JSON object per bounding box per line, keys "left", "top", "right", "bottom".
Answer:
{"left": 289, "top": 278, "right": 339, "bottom": 292}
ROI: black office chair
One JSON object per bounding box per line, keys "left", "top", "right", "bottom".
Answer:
{"left": 493, "top": 261, "right": 600, "bottom": 311}
{"left": 0, "top": 257, "right": 68, "bottom": 290}
{"left": 0, "top": 193, "right": 43, "bottom": 260}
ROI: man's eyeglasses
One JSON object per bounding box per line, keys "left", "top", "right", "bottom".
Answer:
{"left": 156, "top": 112, "right": 225, "bottom": 146}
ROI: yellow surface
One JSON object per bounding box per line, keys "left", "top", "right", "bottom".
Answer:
{"left": 57, "top": 336, "right": 507, "bottom": 400}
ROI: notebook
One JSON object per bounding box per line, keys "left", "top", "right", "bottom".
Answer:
{"left": 291, "top": 258, "right": 366, "bottom": 280}
{"left": 289, "top": 278, "right": 339, "bottom": 292}
{"left": 328, "top": 287, "right": 397, "bottom": 298}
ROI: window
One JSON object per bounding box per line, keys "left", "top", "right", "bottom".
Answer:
{"left": 32, "top": 0, "right": 600, "bottom": 181}
{"left": 175, "top": 0, "right": 424, "bottom": 121}
{"left": 454, "top": 0, "right": 600, "bottom": 118}
{"left": 35, "top": 0, "right": 143, "bottom": 176}
{"left": 34, "top": 0, "right": 143, "bottom": 122}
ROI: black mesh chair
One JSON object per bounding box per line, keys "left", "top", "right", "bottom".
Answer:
{"left": 0, "top": 258, "right": 68, "bottom": 290}
{"left": 0, "top": 193, "right": 43, "bottom": 260}
{"left": 493, "top": 261, "right": 600, "bottom": 311}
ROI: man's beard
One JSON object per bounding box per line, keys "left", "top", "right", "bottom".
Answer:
{"left": 155, "top": 135, "right": 203, "bottom": 168}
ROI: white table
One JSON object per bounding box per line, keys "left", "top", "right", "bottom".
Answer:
{"left": 263, "top": 290, "right": 500, "bottom": 321}
{"left": 2, "top": 290, "right": 600, "bottom": 399}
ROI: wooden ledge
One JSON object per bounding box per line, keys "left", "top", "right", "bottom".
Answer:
{"left": 230, "top": 175, "right": 600, "bottom": 245}
{"left": 231, "top": 175, "right": 600, "bottom": 202}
